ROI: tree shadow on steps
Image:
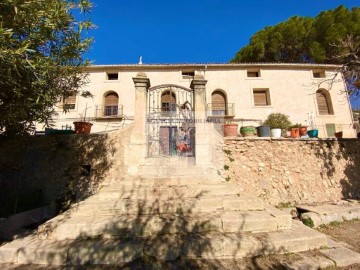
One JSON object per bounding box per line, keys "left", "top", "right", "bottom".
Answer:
{"left": 11, "top": 182, "right": 291, "bottom": 269}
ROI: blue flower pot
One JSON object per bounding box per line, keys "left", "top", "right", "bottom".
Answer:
{"left": 307, "top": 129, "right": 318, "bottom": 138}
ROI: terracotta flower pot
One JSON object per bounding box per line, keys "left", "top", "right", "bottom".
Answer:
{"left": 73, "top": 121, "right": 93, "bottom": 134}
{"left": 299, "top": 126, "right": 308, "bottom": 136}
{"left": 290, "top": 128, "right": 300, "bottom": 138}
{"left": 223, "top": 124, "right": 238, "bottom": 137}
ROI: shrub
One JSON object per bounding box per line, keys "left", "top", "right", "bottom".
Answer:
{"left": 263, "top": 113, "right": 292, "bottom": 130}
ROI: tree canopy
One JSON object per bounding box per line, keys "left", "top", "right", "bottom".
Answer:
{"left": 231, "top": 5, "right": 360, "bottom": 96}
{"left": 0, "top": 0, "right": 93, "bottom": 135}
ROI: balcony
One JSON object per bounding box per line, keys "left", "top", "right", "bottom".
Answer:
{"left": 206, "top": 103, "right": 235, "bottom": 118}
{"left": 95, "top": 104, "right": 124, "bottom": 119}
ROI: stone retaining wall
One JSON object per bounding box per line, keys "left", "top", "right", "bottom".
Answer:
{"left": 220, "top": 138, "right": 360, "bottom": 206}
{"left": 0, "top": 125, "right": 132, "bottom": 217}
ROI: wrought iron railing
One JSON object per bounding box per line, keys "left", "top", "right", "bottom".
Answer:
{"left": 206, "top": 103, "right": 235, "bottom": 117}
{"left": 95, "top": 104, "right": 123, "bottom": 118}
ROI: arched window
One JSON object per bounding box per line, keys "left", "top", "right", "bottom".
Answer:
{"left": 161, "top": 91, "right": 176, "bottom": 116}
{"left": 316, "top": 90, "right": 334, "bottom": 115}
{"left": 104, "top": 92, "right": 119, "bottom": 116}
{"left": 211, "top": 90, "right": 227, "bottom": 116}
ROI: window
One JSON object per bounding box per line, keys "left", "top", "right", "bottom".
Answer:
{"left": 107, "top": 73, "right": 118, "bottom": 80}
{"left": 181, "top": 71, "right": 195, "bottom": 79}
{"left": 104, "top": 92, "right": 119, "bottom": 116}
{"left": 211, "top": 91, "right": 226, "bottom": 116}
{"left": 253, "top": 89, "right": 270, "bottom": 106}
{"left": 313, "top": 71, "right": 325, "bottom": 78}
{"left": 316, "top": 89, "right": 334, "bottom": 115}
{"left": 161, "top": 91, "right": 176, "bottom": 117}
{"left": 63, "top": 93, "right": 76, "bottom": 110}
{"left": 247, "top": 70, "right": 260, "bottom": 77}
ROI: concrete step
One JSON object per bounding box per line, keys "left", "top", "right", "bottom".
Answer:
{"left": 0, "top": 220, "right": 327, "bottom": 266}
{"left": 40, "top": 207, "right": 291, "bottom": 240}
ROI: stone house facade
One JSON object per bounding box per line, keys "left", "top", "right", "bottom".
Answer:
{"left": 47, "top": 63, "right": 354, "bottom": 139}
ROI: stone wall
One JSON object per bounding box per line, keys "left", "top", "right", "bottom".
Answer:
{"left": 219, "top": 138, "right": 360, "bottom": 206}
{"left": 0, "top": 125, "right": 132, "bottom": 217}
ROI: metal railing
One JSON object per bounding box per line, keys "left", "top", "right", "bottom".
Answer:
{"left": 206, "top": 103, "right": 235, "bottom": 117}
{"left": 95, "top": 104, "right": 124, "bottom": 118}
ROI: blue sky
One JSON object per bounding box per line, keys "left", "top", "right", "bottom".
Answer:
{"left": 85, "top": 0, "right": 359, "bottom": 65}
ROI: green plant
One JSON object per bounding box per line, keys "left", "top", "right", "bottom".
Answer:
{"left": 290, "top": 123, "right": 303, "bottom": 128}
{"left": 223, "top": 165, "right": 229, "bottom": 170}
{"left": 0, "top": 0, "right": 94, "bottom": 135}
{"left": 302, "top": 217, "right": 314, "bottom": 228}
{"left": 262, "top": 113, "right": 292, "bottom": 130}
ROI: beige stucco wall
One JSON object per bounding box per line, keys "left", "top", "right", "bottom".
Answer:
{"left": 44, "top": 64, "right": 355, "bottom": 138}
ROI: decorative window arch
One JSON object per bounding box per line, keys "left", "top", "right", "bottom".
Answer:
{"left": 316, "top": 89, "right": 334, "bottom": 115}
{"left": 104, "top": 91, "right": 119, "bottom": 116}
{"left": 161, "top": 91, "right": 176, "bottom": 116}
{"left": 211, "top": 90, "right": 227, "bottom": 116}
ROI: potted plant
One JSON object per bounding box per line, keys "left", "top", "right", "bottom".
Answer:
{"left": 299, "top": 126, "right": 308, "bottom": 136}
{"left": 73, "top": 104, "right": 93, "bottom": 134}
{"left": 307, "top": 112, "right": 318, "bottom": 138}
{"left": 256, "top": 125, "right": 271, "bottom": 137}
{"left": 223, "top": 120, "right": 238, "bottom": 137}
{"left": 240, "top": 126, "right": 256, "bottom": 137}
{"left": 262, "top": 113, "right": 292, "bottom": 138}
{"left": 289, "top": 123, "right": 301, "bottom": 138}
{"left": 334, "top": 131, "right": 343, "bottom": 138}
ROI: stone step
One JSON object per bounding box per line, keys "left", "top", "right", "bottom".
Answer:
{"left": 0, "top": 221, "right": 327, "bottom": 266}
{"left": 138, "top": 165, "right": 207, "bottom": 178}
{"left": 40, "top": 207, "right": 291, "bottom": 240}
{"left": 142, "top": 156, "right": 196, "bottom": 166}
{"left": 94, "top": 184, "right": 248, "bottom": 200}
{"left": 111, "top": 176, "right": 224, "bottom": 187}
{"left": 65, "top": 194, "right": 264, "bottom": 217}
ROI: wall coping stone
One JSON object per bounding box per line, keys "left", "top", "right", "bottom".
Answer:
{"left": 225, "top": 137, "right": 358, "bottom": 142}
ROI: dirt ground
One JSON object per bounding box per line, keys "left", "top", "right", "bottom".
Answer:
{"left": 2, "top": 220, "right": 360, "bottom": 270}
{"left": 317, "top": 219, "right": 360, "bottom": 254}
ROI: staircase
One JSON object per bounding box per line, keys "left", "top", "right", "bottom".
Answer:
{"left": 0, "top": 158, "right": 328, "bottom": 266}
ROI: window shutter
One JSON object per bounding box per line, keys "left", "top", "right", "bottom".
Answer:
{"left": 64, "top": 94, "right": 76, "bottom": 104}
{"left": 316, "top": 92, "right": 329, "bottom": 115}
{"left": 212, "top": 92, "right": 226, "bottom": 110}
{"left": 63, "top": 93, "right": 76, "bottom": 109}
{"left": 105, "top": 93, "right": 119, "bottom": 106}
{"left": 254, "top": 91, "right": 268, "bottom": 106}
